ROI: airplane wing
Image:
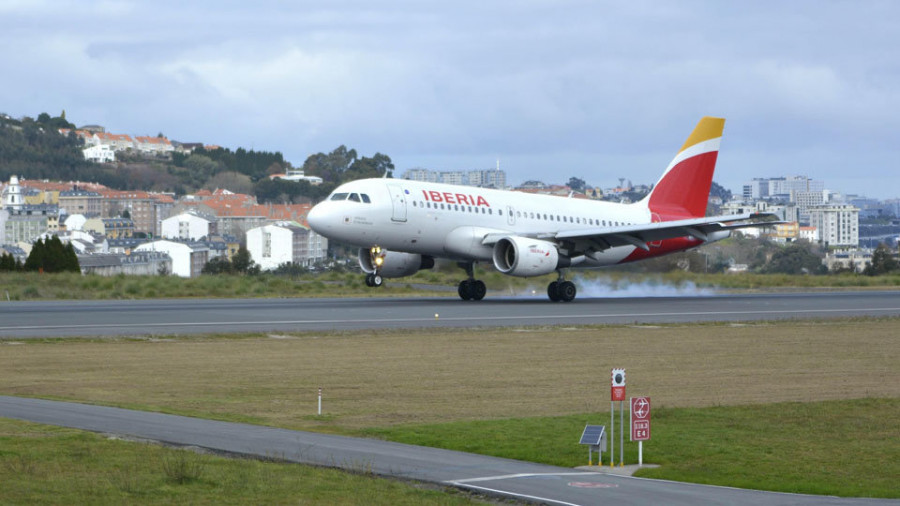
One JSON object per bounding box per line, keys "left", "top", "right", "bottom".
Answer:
{"left": 482, "top": 213, "right": 783, "bottom": 253}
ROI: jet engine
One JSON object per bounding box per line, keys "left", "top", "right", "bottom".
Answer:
{"left": 358, "top": 247, "right": 435, "bottom": 278}
{"left": 492, "top": 236, "right": 561, "bottom": 277}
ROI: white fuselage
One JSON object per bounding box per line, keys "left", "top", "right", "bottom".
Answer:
{"left": 307, "top": 178, "right": 661, "bottom": 268}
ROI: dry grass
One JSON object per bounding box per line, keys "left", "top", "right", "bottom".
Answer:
{"left": 2, "top": 319, "right": 898, "bottom": 430}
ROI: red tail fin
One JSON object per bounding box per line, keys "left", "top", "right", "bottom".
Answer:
{"left": 641, "top": 117, "right": 724, "bottom": 220}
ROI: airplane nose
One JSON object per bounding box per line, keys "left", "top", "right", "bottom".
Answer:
{"left": 307, "top": 203, "right": 327, "bottom": 232}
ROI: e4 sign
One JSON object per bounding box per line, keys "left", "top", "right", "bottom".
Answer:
{"left": 611, "top": 368, "right": 626, "bottom": 401}
{"left": 630, "top": 397, "right": 651, "bottom": 441}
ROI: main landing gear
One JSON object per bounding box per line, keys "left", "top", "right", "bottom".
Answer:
{"left": 457, "top": 262, "right": 486, "bottom": 301}
{"left": 547, "top": 271, "right": 577, "bottom": 302}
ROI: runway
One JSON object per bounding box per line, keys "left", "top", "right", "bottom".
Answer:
{"left": 1, "top": 290, "right": 900, "bottom": 338}
{"left": 0, "top": 396, "right": 892, "bottom": 506}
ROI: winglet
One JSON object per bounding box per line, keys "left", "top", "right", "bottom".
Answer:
{"left": 641, "top": 117, "right": 724, "bottom": 220}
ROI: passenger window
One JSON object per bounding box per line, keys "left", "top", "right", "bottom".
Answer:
{"left": 361, "top": 194, "right": 371, "bottom": 203}
{"left": 330, "top": 193, "right": 349, "bottom": 201}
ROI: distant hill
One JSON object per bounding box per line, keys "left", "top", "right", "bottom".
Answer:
{"left": 0, "top": 111, "right": 392, "bottom": 203}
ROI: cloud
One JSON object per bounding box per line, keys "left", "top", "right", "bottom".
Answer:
{"left": 1, "top": 1, "right": 898, "bottom": 197}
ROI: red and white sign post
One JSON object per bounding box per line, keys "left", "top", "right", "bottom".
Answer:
{"left": 610, "top": 369, "right": 625, "bottom": 467}
{"left": 630, "top": 396, "right": 651, "bottom": 466}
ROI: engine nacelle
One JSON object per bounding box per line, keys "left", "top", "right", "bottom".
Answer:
{"left": 358, "top": 248, "right": 435, "bottom": 278}
{"left": 492, "top": 236, "right": 560, "bottom": 277}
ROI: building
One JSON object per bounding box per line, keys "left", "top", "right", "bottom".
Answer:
{"left": 100, "top": 190, "right": 158, "bottom": 235}
{"left": 78, "top": 251, "right": 171, "bottom": 276}
{"left": 4, "top": 213, "right": 49, "bottom": 244}
{"left": 808, "top": 204, "right": 859, "bottom": 247}
{"left": 769, "top": 222, "right": 800, "bottom": 243}
{"left": 402, "top": 168, "right": 440, "bottom": 183}
{"left": 467, "top": 168, "right": 506, "bottom": 188}
{"left": 161, "top": 212, "right": 216, "bottom": 241}
{"left": 59, "top": 189, "right": 102, "bottom": 216}
{"left": 798, "top": 226, "right": 818, "bottom": 242}
{"left": 271, "top": 168, "right": 324, "bottom": 185}
{"left": 246, "top": 222, "right": 328, "bottom": 271}
{"left": 133, "top": 136, "right": 175, "bottom": 155}
{"left": 135, "top": 240, "right": 209, "bottom": 277}
{"left": 742, "top": 176, "right": 825, "bottom": 201}
{"left": 101, "top": 218, "right": 135, "bottom": 239}
{"left": 2, "top": 175, "right": 24, "bottom": 211}
{"left": 83, "top": 144, "right": 115, "bottom": 163}
{"left": 824, "top": 249, "right": 872, "bottom": 273}
{"left": 94, "top": 132, "right": 134, "bottom": 151}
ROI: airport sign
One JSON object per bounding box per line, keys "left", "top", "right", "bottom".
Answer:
{"left": 611, "top": 368, "right": 626, "bottom": 401}
{"left": 630, "top": 396, "right": 651, "bottom": 441}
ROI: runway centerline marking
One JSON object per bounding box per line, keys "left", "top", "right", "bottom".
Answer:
{"left": 1, "top": 307, "right": 899, "bottom": 332}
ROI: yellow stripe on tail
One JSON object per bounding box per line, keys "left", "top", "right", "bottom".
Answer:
{"left": 679, "top": 116, "right": 725, "bottom": 153}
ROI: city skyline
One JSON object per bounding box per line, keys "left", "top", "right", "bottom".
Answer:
{"left": 2, "top": 1, "right": 898, "bottom": 198}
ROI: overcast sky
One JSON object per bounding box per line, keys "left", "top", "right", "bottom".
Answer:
{"left": 2, "top": 1, "right": 898, "bottom": 198}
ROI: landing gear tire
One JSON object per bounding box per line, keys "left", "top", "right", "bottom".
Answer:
{"left": 472, "top": 280, "right": 486, "bottom": 301}
{"left": 366, "top": 273, "right": 383, "bottom": 288}
{"left": 547, "top": 281, "right": 561, "bottom": 302}
{"left": 458, "top": 280, "right": 472, "bottom": 300}
{"left": 558, "top": 280, "right": 576, "bottom": 302}
{"left": 547, "top": 280, "right": 576, "bottom": 302}
{"left": 457, "top": 279, "right": 487, "bottom": 301}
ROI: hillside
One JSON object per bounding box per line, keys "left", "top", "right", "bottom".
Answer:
{"left": 0, "top": 112, "right": 393, "bottom": 204}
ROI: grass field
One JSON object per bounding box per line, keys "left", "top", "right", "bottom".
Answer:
{"left": 2, "top": 269, "right": 900, "bottom": 301}
{"left": 2, "top": 318, "right": 899, "bottom": 498}
{"left": 0, "top": 418, "right": 482, "bottom": 505}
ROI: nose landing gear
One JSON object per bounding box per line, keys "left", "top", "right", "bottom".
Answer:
{"left": 457, "top": 262, "right": 486, "bottom": 301}
{"left": 547, "top": 271, "right": 576, "bottom": 302}
{"left": 365, "top": 273, "right": 383, "bottom": 287}
{"left": 365, "top": 246, "right": 385, "bottom": 288}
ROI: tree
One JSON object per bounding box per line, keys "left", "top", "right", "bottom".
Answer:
{"left": 864, "top": 243, "right": 898, "bottom": 276}
{"left": 762, "top": 243, "right": 825, "bottom": 275}
{"left": 0, "top": 252, "right": 19, "bottom": 271}
{"left": 567, "top": 177, "right": 586, "bottom": 192}
{"left": 204, "top": 171, "right": 254, "bottom": 195}
{"left": 230, "top": 246, "right": 259, "bottom": 275}
{"left": 201, "top": 256, "right": 233, "bottom": 274}
{"left": 23, "top": 236, "right": 80, "bottom": 273}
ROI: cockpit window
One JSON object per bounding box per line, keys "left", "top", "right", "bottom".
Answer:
{"left": 361, "top": 194, "right": 371, "bottom": 203}
{"left": 330, "top": 193, "right": 349, "bottom": 201}
{"left": 348, "top": 193, "right": 361, "bottom": 202}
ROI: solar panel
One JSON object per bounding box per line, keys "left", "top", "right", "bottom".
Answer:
{"left": 579, "top": 425, "right": 605, "bottom": 445}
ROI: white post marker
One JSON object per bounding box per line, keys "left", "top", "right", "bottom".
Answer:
{"left": 318, "top": 387, "right": 322, "bottom": 415}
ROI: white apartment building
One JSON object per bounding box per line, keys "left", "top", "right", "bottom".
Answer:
{"left": 161, "top": 212, "right": 214, "bottom": 241}
{"left": 135, "top": 240, "right": 209, "bottom": 277}
{"left": 246, "top": 222, "right": 328, "bottom": 271}
{"left": 808, "top": 204, "right": 859, "bottom": 247}
{"left": 83, "top": 144, "right": 115, "bottom": 163}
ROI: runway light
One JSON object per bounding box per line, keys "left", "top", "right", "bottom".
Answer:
{"left": 434, "top": 313, "right": 439, "bottom": 320}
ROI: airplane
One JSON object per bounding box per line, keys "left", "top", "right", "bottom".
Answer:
{"left": 307, "top": 117, "right": 777, "bottom": 302}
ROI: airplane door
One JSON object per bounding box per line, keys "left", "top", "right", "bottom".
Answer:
{"left": 388, "top": 184, "right": 408, "bottom": 222}
{"left": 507, "top": 206, "right": 516, "bottom": 226}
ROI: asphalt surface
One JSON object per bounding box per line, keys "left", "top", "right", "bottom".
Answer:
{"left": 1, "top": 290, "right": 900, "bottom": 338}
{"left": 1, "top": 396, "right": 894, "bottom": 506}
{"left": 3, "top": 292, "right": 898, "bottom": 504}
